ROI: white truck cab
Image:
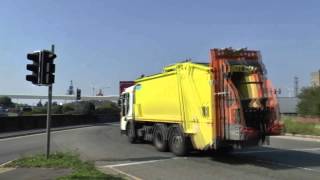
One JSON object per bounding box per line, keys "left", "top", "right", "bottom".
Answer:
{"left": 120, "top": 85, "right": 135, "bottom": 133}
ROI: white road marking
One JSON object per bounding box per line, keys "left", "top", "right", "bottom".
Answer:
{"left": 0, "top": 123, "right": 119, "bottom": 142}
{"left": 104, "top": 157, "right": 179, "bottom": 168}
{"left": 0, "top": 160, "right": 16, "bottom": 174}
{"left": 101, "top": 157, "right": 180, "bottom": 180}
{"left": 108, "top": 166, "right": 142, "bottom": 180}
{"left": 0, "top": 160, "right": 14, "bottom": 167}
{"left": 233, "top": 147, "right": 320, "bottom": 154}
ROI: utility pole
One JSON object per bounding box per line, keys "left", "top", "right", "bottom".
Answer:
{"left": 46, "top": 44, "right": 54, "bottom": 159}
{"left": 294, "top": 76, "right": 299, "bottom": 97}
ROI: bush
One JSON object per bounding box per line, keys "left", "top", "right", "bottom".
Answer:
{"left": 77, "top": 101, "right": 95, "bottom": 115}
{"left": 283, "top": 116, "right": 320, "bottom": 136}
{"left": 94, "top": 101, "right": 119, "bottom": 115}
{"left": 297, "top": 86, "right": 320, "bottom": 116}
{"left": 52, "top": 105, "right": 63, "bottom": 114}
{"left": 32, "top": 107, "right": 47, "bottom": 114}
{"left": 32, "top": 105, "right": 63, "bottom": 115}
{"left": 62, "top": 102, "right": 95, "bottom": 115}
{"left": 62, "top": 104, "right": 75, "bottom": 114}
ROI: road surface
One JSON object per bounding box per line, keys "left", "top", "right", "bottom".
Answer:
{"left": 0, "top": 123, "right": 320, "bottom": 180}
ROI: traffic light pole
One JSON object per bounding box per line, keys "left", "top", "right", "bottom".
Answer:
{"left": 46, "top": 84, "right": 52, "bottom": 159}
{"left": 46, "top": 44, "right": 54, "bottom": 159}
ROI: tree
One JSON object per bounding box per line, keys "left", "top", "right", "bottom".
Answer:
{"left": 36, "top": 100, "right": 43, "bottom": 107}
{"left": 297, "top": 86, "right": 320, "bottom": 116}
{"left": 0, "top": 96, "right": 14, "bottom": 108}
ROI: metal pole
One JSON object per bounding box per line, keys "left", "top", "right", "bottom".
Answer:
{"left": 46, "top": 44, "right": 54, "bottom": 159}
{"left": 46, "top": 85, "right": 52, "bottom": 159}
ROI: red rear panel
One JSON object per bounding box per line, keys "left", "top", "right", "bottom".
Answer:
{"left": 209, "top": 48, "right": 281, "bottom": 145}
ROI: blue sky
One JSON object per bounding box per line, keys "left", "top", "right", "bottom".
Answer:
{"left": 0, "top": 0, "right": 319, "bottom": 97}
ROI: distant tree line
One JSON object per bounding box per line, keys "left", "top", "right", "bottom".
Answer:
{"left": 0, "top": 96, "right": 119, "bottom": 116}
{"left": 32, "top": 100, "right": 119, "bottom": 115}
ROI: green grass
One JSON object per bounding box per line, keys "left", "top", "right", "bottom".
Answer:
{"left": 5, "top": 152, "right": 123, "bottom": 180}
{"left": 282, "top": 116, "right": 320, "bottom": 136}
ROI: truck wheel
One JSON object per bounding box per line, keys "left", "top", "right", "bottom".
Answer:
{"left": 168, "top": 125, "right": 187, "bottom": 156}
{"left": 153, "top": 124, "right": 168, "bottom": 152}
{"left": 127, "top": 121, "right": 137, "bottom": 143}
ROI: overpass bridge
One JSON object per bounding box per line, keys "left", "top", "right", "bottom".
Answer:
{"left": 0, "top": 94, "right": 119, "bottom": 102}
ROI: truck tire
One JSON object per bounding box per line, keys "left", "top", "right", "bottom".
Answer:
{"left": 168, "top": 125, "right": 187, "bottom": 156}
{"left": 127, "top": 121, "right": 137, "bottom": 143}
{"left": 153, "top": 124, "right": 168, "bottom": 152}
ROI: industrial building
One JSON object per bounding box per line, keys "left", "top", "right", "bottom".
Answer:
{"left": 311, "top": 70, "right": 320, "bottom": 87}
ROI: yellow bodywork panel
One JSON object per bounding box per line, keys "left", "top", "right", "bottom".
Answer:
{"left": 134, "top": 62, "right": 216, "bottom": 150}
{"left": 134, "top": 72, "right": 182, "bottom": 123}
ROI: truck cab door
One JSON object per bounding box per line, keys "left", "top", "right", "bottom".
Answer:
{"left": 120, "top": 93, "right": 130, "bottom": 131}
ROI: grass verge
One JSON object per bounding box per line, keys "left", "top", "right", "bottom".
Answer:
{"left": 282, "top": 116, "right": 320, "bottom": 136}
{"left": 5, "top": 152, "right": 123, "bottom": 180}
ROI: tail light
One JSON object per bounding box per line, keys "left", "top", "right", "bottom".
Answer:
{"left": 268, "top": 120, "right": 284, "bottom": 135}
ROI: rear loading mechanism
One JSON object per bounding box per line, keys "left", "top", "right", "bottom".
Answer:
{"left": 210, "top": 48, "right": 281, "bottom": 146}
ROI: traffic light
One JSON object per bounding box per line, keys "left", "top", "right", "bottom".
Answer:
{"left": 76, "top": 89, "right": 81, "bottom": 100}
{"left": 26, "top": 50, "right": 57, "bottom": 85}
{"left": 26, "top": 51, "right": 41, "bottom": 84}
{"left": 41, "top": 50, "right": 57, "bottom": 85}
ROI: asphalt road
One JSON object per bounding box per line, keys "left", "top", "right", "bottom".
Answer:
{"left": 0, "top": 123, "right": 320, "bottom": 180}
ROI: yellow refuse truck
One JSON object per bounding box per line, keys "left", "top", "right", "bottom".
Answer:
{"left": 120, "top": 48, "right": 282, "bottom": 156}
